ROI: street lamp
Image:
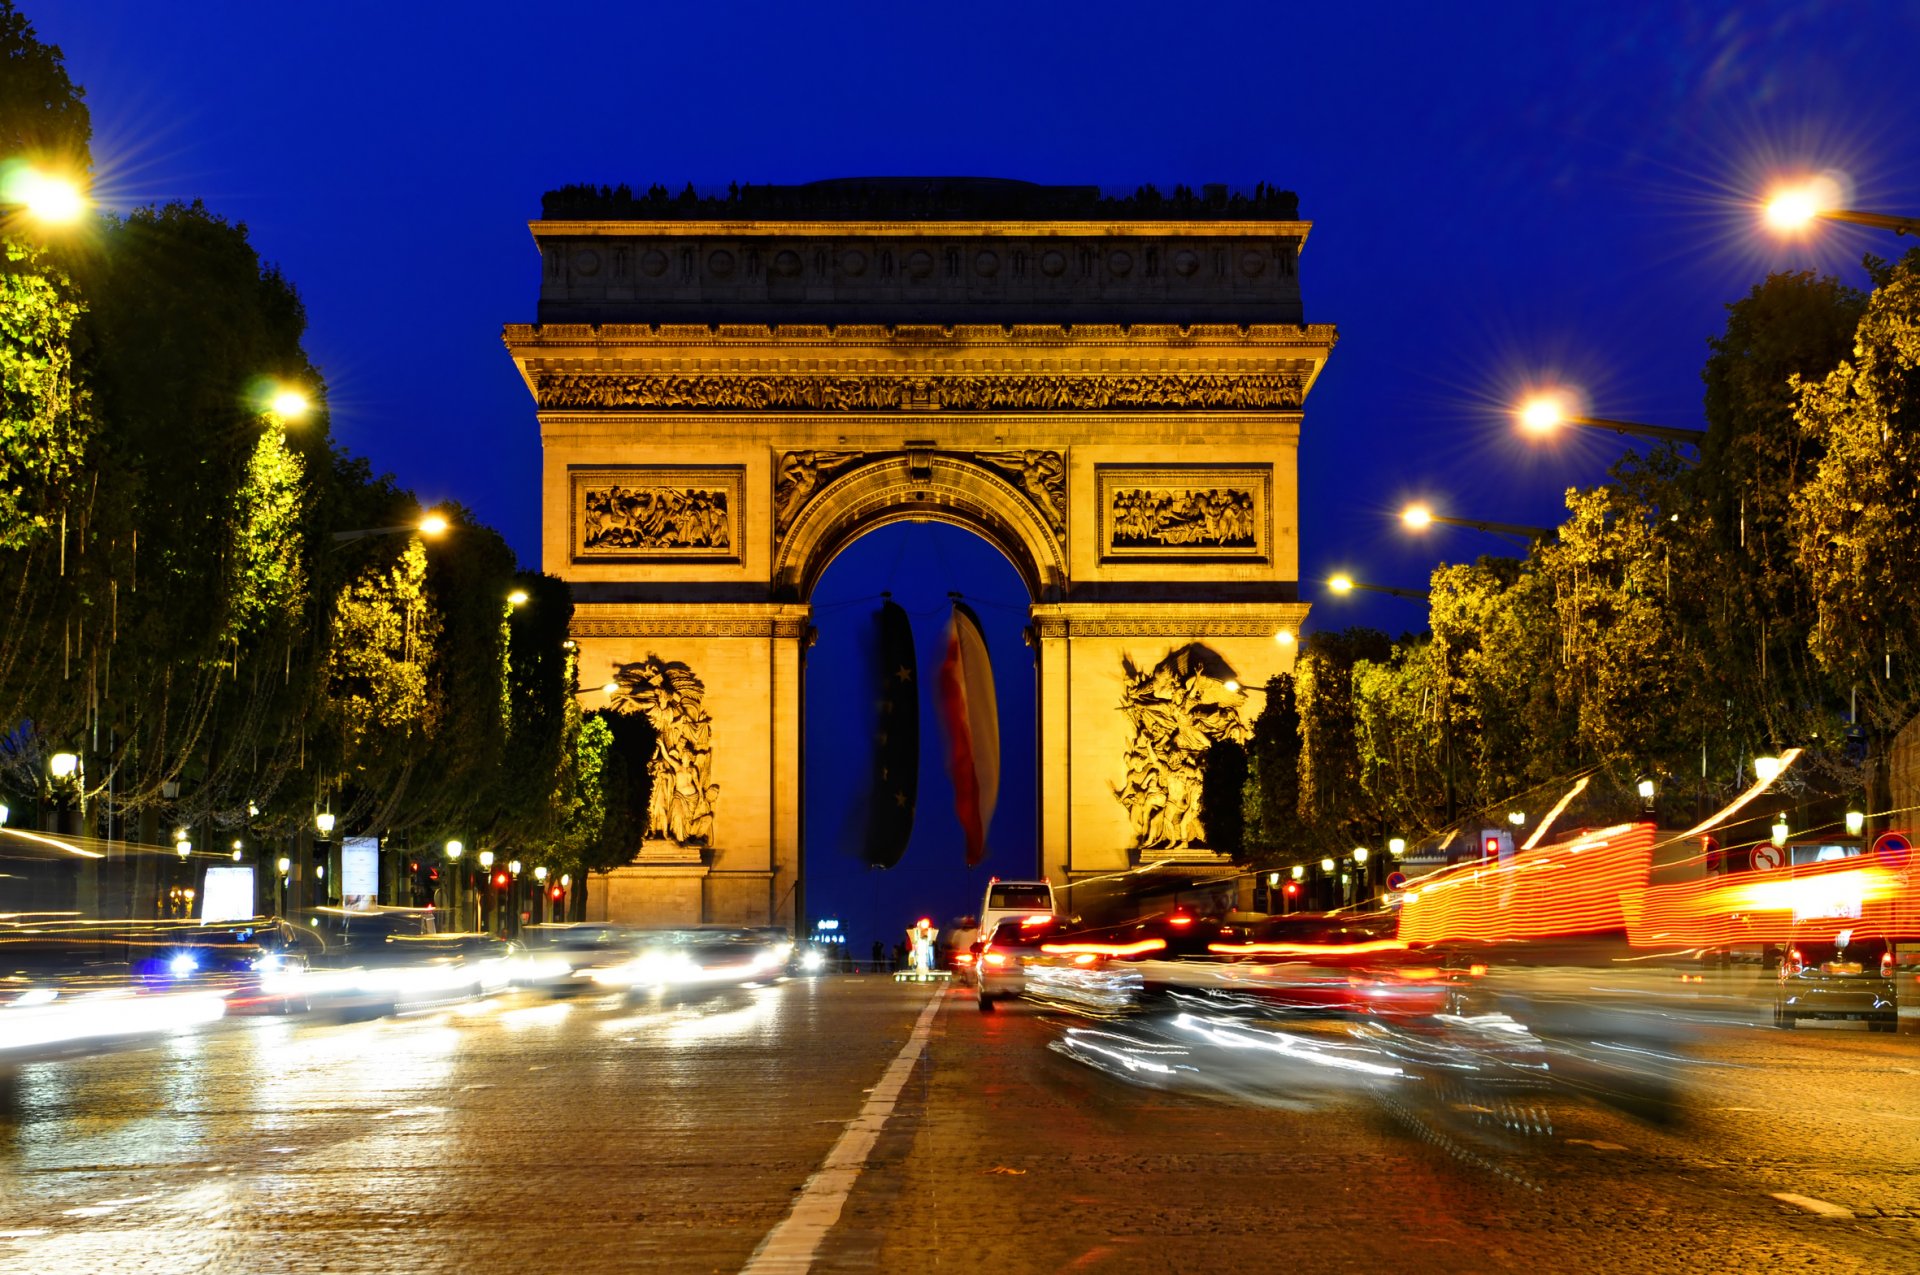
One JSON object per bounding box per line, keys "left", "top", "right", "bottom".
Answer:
{"left": 48, "top": 752, "right": 78, "bottom": 779}
{"left": 1845, "top": 810, "right": 1866, "bottom": 837}
{"left": 265, "top": 385, "right": 311, "bottom": 422}
{"left": 315, "top": 811, "right": 335, "bottom": 836}
{"left": 332, "top": 510, "right": 451, "bottom": 544}
{"left": 1327, "top": 574, "right": 1430, "bottom": 602}
{"left": 1400, "top": 502, "right": 1552, "bottom": 546}
{"left": 1771, "top": 815, "right": 1789, "bottom": 847}
{"left": 1290, "top": 865, "right": 1305, "bottom": 880}
{"left": 1351, "top": 847, "right": 1369, "bottom": 863}
{"left": 1763, "top": 178, "right": 1919, "bottom": 238}
{"left": 0, "top": 164, "right": 87, "bottom": 224}
{"left": 508, "top": 590, "right": 530, "bottom": 608}
{"left": 1388, "top": 838, "right": 1406, "bottom": 858}
{"left": 1753, "top": 756, "right": 1784, "bottom": 784}
{"left": 533, "top": 865, "right": 548, "bottom": 882}
{"left": 1516, "top": 392, "right": 1705, "bottom": 445}
{"left": 1319, "top": 857, "right": 1335, "bottom": 872}
{"left": 1273, "top": 629, "right": 1295, "bottom": 648}
{"left": 478, "top": 850, "right": 495, "bottom": 869}
{"left": 446, "top": 839, "right": 464, "bottom": 860}
{"left": 1507, "top": 811, "right": 1526, "bottom": 826}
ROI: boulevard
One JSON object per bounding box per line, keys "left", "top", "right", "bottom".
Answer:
{"left": 3, "top": 976, "right": 1917, "bottom": 1273}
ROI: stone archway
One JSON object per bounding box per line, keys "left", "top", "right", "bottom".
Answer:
{"left": 775, "top": 451, "right": 1065, "bottom": 603}
{"left": 507, "top": 179, "right": 1332, "bottom": 928}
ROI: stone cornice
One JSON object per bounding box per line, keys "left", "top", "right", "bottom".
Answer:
{"left": 572, "top": 602, "right": 813, "bottom": 639}
{"left": 1028, "top": 601, "right": 1311, "bottom": 639}
{"left": 532, "top": 219, "right": 1313, "bottom": 242}
{"left": 527, "top": 371, "right": 1312, "bottom": 412}
{"left": 504, "top": 322, "right": 1338, "bottom": 350}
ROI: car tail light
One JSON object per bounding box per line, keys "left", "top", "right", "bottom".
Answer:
{"left": 1882, "top": 951, "right": 1895, "bottom": 979}
{"left": 983, "top": 946, "right": 1010, "bottom": 968}
{"left": 1168, "top": 915, "right": 1193, "bottom": 927}
{"left": 1072, "top": 953, "right": 1096, "bottom": 967}
{"left": 1785, "top": 949, "right": 1804, "bottom": 977}
{"left": 954, "top": 952, "right": 975, "bottom": 967}
{"left": 1022, "top": 914, "right": 1052, "bottom": 925}
{"left": 1468, "top": 963, "right": 1488, "bottom": 978}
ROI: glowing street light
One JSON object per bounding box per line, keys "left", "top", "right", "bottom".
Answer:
{"left": 267, "top": 386, "right": 311, "bottom": 421}
{"left": 331, "top": 509, "right": 451, "bottom": 544}
{"left": 276, "top": 856, "right": 291, "bottom": 874}
{"left": 478, "top": 849, "right": 495, "bottom": 869}
{"left": 507, "top": 589, "right": 530, "bottom": 607}
{"left": 176, "top": 840, "right": 192, "bottom": 858}
{"left": 601, "top": 681, "right": 620, "bottom": 696}
{"left": 1637, "top": 778, "right": 1656, "bottom": 801}
{"left": 1845, "top": 810, "right": 1866, "bottom": 837}
{"left": 1290, "top": 864, "right": 1305, "bottom": 880}
{"left": 1, "top": 164, "right": 87, "bottom": 224}
{"left": 1351, "top": 846, "right": 1369, "bottom": 864}
{"left": 1326, "top": 574, "right": 1429, "bottom": 602}
{"left": 1507, "top": 811, "right": 1526, "bottom": 826}
{"left": 1273, "top": 629, "right": 1295, "bottom": 648}
{"left": 48, "top": 752, "right": 79, "bottom": 779}
{"left": 1753, "top": 755, "right": 1784, "bottom": 784}
{"left": 445, "top": 839, "right": 464, "bottom": 860}
{"left": 1388, "top": 838, "right": 1406, "bottom": 858}
{"left": 1400, "top": 502, "right": 1551, "bottom": 545}
{"left": 1516, "top": 392, "right": 1704, "bottom": 445}
{"left": 508, "top": 859, "right": 522, "bottom": 877}
{"left": 533, "top": 865, "right": 549, "bottom": 882}
{"left": 1319, "top": 856, "right": 1336, "bottom": 873}
{"left": 1762, "top": 176, "right": 1919, "bottom": 237}
{"left": 315, "top": 811, "right": 336, "bottom": 836}
{"left": 1771, "top": 815, "right": 1789, "bottom": 848}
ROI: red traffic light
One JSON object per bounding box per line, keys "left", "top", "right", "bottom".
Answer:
{"left": 492, "top": 871, "right": 509, "bottom": 889}
{"left": 1483, "top": 836, "right": 1500, "bottom": 859}
{"left": 1283, "top": 882, "right": 1299, "bottom": 897}
{"left": 549, "top": 885, "right": 563, "bottom": 901}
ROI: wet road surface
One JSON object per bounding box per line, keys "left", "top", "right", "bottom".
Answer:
{"left": 2, "top": 977, "right": 1917, "bottom": 1272}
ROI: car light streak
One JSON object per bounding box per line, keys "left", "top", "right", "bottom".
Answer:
{"left": 1039, "top": 939, "right": 1167, "bottom": 957}
{"left": 0, "top": 989, "right": 226, "bottom": 1053}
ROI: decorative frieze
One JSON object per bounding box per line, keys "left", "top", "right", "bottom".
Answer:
{"left": 1096, "top": 464, "right": 1272, "bottom": 561}
{"left": 533, "top": 372, "right": 1306, "bottom": 412}
{"left": 570, "top": 466, "right": 744, "bottom": 562}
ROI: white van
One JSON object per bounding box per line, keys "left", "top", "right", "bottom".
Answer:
{"left": 977, "top": 878, "right": 1057, "bottom": 943}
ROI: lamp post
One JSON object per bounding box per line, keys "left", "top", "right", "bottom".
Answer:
{"left": 1516, "top": 393, "right": 1705, "bottom": 446}
{"left": 314, "top": 811, "right": 336, "bottom": 908}
{"left": 1400, "top": 503, "right": 1553, "bottom": 549}
{"left": 479, "top": 849, "right": 496, "bottom": 934}
{"left": 1763, "top": 180, "right": 1920, "bottom": 238}
{"left": 446, "top": 840, "right": 466, "bottom": 930}
{"left": 0, "top": 163, "right": 88, "bottom": 226}
{"left": 330, "top": 511, "right": 451, "bottom": 545}
{"left": 1326, "top": 574, "right": 1430, "bottom": 602}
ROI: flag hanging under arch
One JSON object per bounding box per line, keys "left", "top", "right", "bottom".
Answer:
{"left": 936, "top": 600, "right": 1001, "bottom": 867}
{"left": 863, "top": 599, "right": 918, "bottom": 870}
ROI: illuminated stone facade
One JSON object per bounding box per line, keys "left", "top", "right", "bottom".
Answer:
{"left": 506, "top": 180, "right": 1333, "bottom": 927}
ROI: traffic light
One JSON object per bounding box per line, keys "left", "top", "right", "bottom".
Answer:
{"left": 1283, "top": 882, "right": 1299, "bottom": 898}
{"left": 492, "top": 870, "right": 509, "bottom": 890}
{"left": 548, "top": 884, "right": 563, "bottom": 902}
{"left": 1483, "top": 835, "right": 1500, "bottom": 860}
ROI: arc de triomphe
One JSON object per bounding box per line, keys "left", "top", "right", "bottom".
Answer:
{"left": 504, "top": 180, "right": 1333, "bottom": 927}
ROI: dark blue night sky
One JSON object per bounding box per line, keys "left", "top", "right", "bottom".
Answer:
{"left": 33, "top": 0, "right": 1920, "bottom": 940}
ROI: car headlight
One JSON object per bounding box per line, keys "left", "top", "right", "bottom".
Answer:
{"left": 800, "top": 950, "right": 826, "bottom": 973}
{"left": 168, "top": 954, "right": 197, "bottom": 979}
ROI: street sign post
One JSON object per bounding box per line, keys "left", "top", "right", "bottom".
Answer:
{"left": 1872, "top": 830, "right": 1911, "bottom": 870}
{"left": 1752, "top": 843, "right": 1784, "bottom": 871}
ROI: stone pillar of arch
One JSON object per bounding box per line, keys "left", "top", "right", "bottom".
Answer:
{"left": 506, "top": 180, "right": 1332, "bottom": 927}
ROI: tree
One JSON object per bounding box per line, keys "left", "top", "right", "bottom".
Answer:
{"left": 1294, "top": 629, "right": 1390, "bottom": 847}
{"left": 1241, "top": 674, "right": 1305, "bottom": 865}
{"left": 1791, "top": 249, "right": 1920, "bottom": 816}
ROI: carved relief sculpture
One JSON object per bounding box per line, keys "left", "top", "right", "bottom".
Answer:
{"left": 977, "top": 449, "right": 1066, "bottom": 535}
{"left": 611, "top": 655, "right": 718, "bottom": 847}
{"left": 775, "top": 450, "right": 866, "bottom": 534}
{"left": 1112, "top": 487, "right": 1255, "bottom": 548}
{"left": 570, "top": 466, "right": 743, "bottom": 561}
{"left": 535, "top": 371, "right": 1306, "bottom": 412}
{"left": 583, "top": 485, "right": 731, "bottom": 551}
{"left": 1113, "top": 645, "right": 1251, "bottom": 851}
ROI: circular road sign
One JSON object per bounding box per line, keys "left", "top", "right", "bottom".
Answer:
{"left": 1386, "top": 871, "right": 1409, "bottom": 891}
{"left": 1872, "top": 830, "right": 1912, "bottom": 869}
{"left": 1752, "top": 843, "right": 1784, "bottom": 871}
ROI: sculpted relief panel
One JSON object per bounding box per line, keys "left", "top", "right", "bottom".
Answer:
{"left": 1097, "top": 464, "right": 1271, "bottom": 560}
{"left": 1114, "top": 645, "right": 1252, "bottom": 851}
{"left": 611, "top": 655, "right": 718, "bottom": 847}
{"left": 571, "top": 466, "right": 743, "bottom": 562}
{"left": 534, "top": 371, "right": 1305, "bottom": 412}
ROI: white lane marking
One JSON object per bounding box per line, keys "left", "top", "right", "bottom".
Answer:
{"left": 740, "top": 991, "right": 944, "bottom": 1275}
{"left": 1769, "top": 1192, "right": 1855, "bottom": 1218}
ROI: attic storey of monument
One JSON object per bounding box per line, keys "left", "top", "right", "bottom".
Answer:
{"left": 505, "top": 180, "right": 1331, "bottom": 928}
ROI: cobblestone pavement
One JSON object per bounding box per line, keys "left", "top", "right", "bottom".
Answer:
{"left": 2, "top": 978, "right": 1916, "bottom": 1273}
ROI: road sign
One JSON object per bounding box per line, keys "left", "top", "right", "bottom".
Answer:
{"left": 1872, "top": 830, "right": 1912, "bottom": 869}
{"left": 1752, "top": 843, "right": 1784, "bottom": 871}
{"left": 1386, "top": 871, "right": 1408, "bottom": 891}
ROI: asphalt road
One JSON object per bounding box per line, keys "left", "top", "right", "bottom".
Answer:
{"left": 2, "top": 977, "right": 1917, "bottom": 1273}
